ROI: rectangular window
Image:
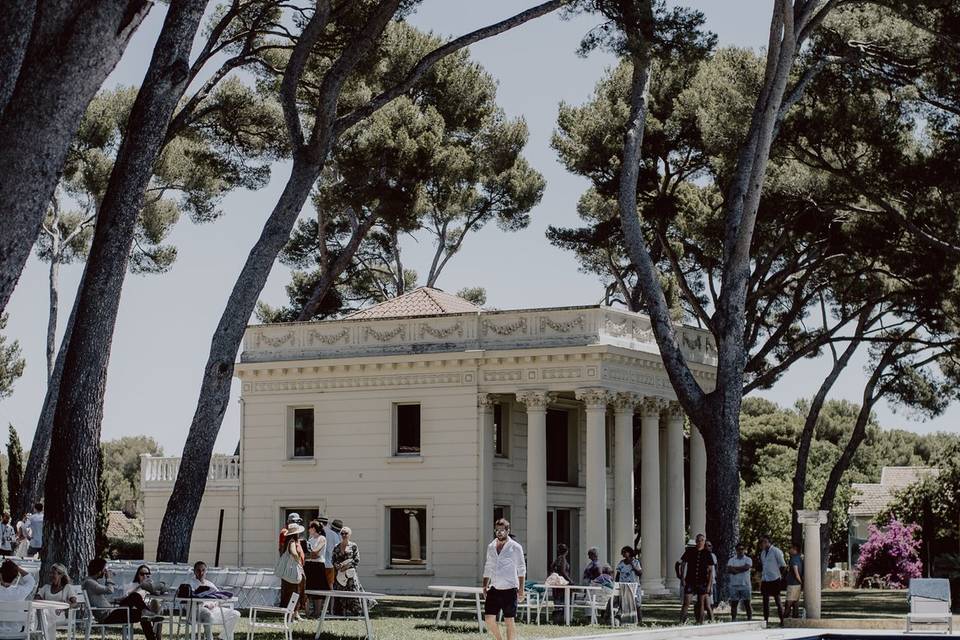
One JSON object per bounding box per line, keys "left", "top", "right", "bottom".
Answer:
{"left": 282, "top": 507, "right": 321, "bottom": 527}
{"left": 395, "top": 404, "right": 421, "bottom": 455}
{"left": 546, "top": 409, "right": 569, "bottom": 483}
{"left": 494, "top": 403, "right": 509, "bottom": 458}
{"left": 493, "top": 505, "right": 511, "bottom": 525}
{"left": 387, "top": 506, "right": 426, "bottom": 567}
{"left": 291, "top": 407, "right": 314, "bottom": 458}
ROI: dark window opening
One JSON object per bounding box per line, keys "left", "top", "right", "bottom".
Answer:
{"left": 388, "top": 507, "right": 426, "bottom": 566}
{"left": 396, "top": 404, "right": 421, "bottom": 455}
{"left": 546, "top": 409, "right": 569, "bottom": 483}
{"left": 494, "top": 404, "right": 507, "bottom": 457}
{"left": 293, "top": 408, "right": 314, "bottom": 458}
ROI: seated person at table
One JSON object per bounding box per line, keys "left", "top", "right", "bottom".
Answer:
{"left": 83, "top": 558, "right": 162, "bottom": 640}
{"left": 185, "top": 561, "right": 241, "bottom": 640}
{"left": 129, "top": 565, "right": 167, "bottom": 613}
{"left": 36, "top": 564, "right": 77, "bottom": 640}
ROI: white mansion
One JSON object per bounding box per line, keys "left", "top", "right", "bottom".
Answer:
{"left": 141, "top": 288, "right": 716, "bottom": 594}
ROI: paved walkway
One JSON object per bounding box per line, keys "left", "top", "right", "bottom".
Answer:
{"left": 555, "top": 621, "right": 959, "bottom": 639}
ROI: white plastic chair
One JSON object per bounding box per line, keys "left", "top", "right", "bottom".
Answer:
{"left": 0, "top": 601, "right": 39, "bottom": 640}
{"left": 907, "top": 578, "right": 953, "bottom": 634}
{"left": 246, "top": 592, "right": 297, "bottom": 640}
{"left": 78, "top": 592, "right": 134, "bottom": 640}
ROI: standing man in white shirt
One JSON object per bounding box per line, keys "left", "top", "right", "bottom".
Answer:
{"left": 27, "top": 503, "right": 43, "bottom": 559}
{"left": 482, "top": 518, "right": 526, "bottom": 640}
{"left": 726, "top": 542, "right": 753, "bottom": 621}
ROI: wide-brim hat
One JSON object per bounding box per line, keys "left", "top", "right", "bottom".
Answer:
{"left": 287, "top": 512, "right": 302, "bottom": 523}
{"left": 286, "top": 523, "right": 305, "bottom": 535}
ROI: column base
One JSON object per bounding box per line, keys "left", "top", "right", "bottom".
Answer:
{"left": 664, "top": 577, "right": 681, "bottom": 593}
{"left": 640, "top": 577, "right": 669, "bottom": 595}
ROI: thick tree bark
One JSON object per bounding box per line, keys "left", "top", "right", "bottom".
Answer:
{"left": 0, "top": 0, "right": 150, "bottom": 315}
{"left": 42, "top": 0, "right": 208, "bottom": 581}
{"left": 157, "top": 0, "right": 567, "bottom": 561}
{"left": 0, "top": 0, "right": 36, "bottom": 120}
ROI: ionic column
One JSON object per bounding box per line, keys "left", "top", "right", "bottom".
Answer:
{"left": 639, "top": 396, "right": 666, "bottom": 593}
{"left": 406, "top": 509, "right": 422, "bottom": 562}
{"left": 689, "top": 425, "right": 707, "bottom": 539}
{"left": 611, "top": 393, "right": 639, "bottom": 565}
{"left": 577, "top": 388, "right": 612, "bottom": 564}
{"left": 664, "top": 402, "right": 686, "bottom": 592}
{"left": 517, "top": 390, "right": 552, "bottom": 581}
{"left": 798, "top": 510, "right": 829, "bottom": 619}
{"left": 477, "top": 393, "right": 496, "bottom": 572}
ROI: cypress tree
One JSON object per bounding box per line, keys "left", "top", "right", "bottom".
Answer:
{"left": 6, "top": 425, "right": 23, "bottom": 516}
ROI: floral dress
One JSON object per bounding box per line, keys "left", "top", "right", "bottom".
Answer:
{"left": 332, "top": 541, "right": 361, "bottom": 615}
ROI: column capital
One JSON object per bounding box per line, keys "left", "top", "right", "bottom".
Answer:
{"left": 478, "top": 392, "right": 497, "bottom": 410}
{"left": 575, "top": 387, "right": 612, "bottom": 409}
{"left": 516, "top": 390, "right": 554, "bottom": 410}
{"left": 638, "top": 396, "right": 667, "bottom": 418}
{"left": 665, "top": 401, "right": 685, "bottom": 421}
{"left": 797, "top": 509, "right": 829, "bottom": 525}
{"left": 611, "top": 392, "right": 641, "bottom": 413}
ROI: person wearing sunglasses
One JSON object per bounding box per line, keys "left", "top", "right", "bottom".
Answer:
{"left": 129, "top": 565, "right": 167, "bottom": 613}
{"left": 482, "top": 519, "right": 526, "bottom": 640}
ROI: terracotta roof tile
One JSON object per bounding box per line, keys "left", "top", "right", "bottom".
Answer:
{"left": 345, "top": 287, "right": 480, "bottom": 320}
{"left": 848, "top": 466, "right": 939, "bottom": 517}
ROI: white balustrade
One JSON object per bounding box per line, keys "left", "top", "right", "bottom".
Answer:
{"left": 140, "top": 454, "right": 240, "bottom": 488}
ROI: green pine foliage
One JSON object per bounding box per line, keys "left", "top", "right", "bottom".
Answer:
{"left": 0, "top": 314, "right": 24, "bottom": 400}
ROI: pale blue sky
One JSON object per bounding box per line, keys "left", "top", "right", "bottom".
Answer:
{"left": 2, "top": 1, "right": 955, "bottom": 455}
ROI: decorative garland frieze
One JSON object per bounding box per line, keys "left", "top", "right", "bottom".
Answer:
{"left": 254, "top": 330, "right": 296, "bottom": 349}
{"left": 481, "top": 317, "right": 527, "bottom": 337}
{"left": 539, "top": 315, "right": 585, "bottom": 333}
{"left": 419, "top": 322, "right": 463, "bottom": 340}
{"left": 307, "top": 328, "right": 349, "bottom": 345}
{"left": 363, "top": 325, "right": 406, "bottom": 342}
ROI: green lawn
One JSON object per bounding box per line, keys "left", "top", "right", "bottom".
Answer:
{"left": 235, "top": 589, "right": 914, "bottom": 640}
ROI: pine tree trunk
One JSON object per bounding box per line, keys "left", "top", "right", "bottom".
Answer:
{"left": 0, "top": 0, "right": 36, "bottom": 115}
{"left": 697, "top": 391, "right": 741, "bottom": 599}
{"left": 0, "top": 0, "right": 150, "bottom": 314}
{"left": 42, "top": 0, "right": 208, "bottom": 581}
{"left": 156, "top": 158, "right": 322, "bottom": 561}
{"left": 46, "top": 254, "right": 59, "bottom": 381}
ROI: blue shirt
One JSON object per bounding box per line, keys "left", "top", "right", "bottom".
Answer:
{"left": 760, "top": 546, "right": 786, "bottom": 582}
{"left": 786, "top": 554, "right": 803, "bottom": 585}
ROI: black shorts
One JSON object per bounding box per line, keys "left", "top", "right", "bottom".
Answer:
{"left": 484, "top": 587, "right": 518, "bottom": 618}
{"left": 684, "top": 583, "right": 709, "bottom": 596}
{"left": 760, "top": 580, "right": 782, "bottom": 596}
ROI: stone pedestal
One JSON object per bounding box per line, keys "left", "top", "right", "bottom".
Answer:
{"left": 797, "top": 510, "right": 829, "bottom": 619}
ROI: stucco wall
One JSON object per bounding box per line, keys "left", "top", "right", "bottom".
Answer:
{"left": 142, "top": 486, "right": 240, "bottom": 566}
{"left": 239, "top": 380, "right": 482, "bottom": 593}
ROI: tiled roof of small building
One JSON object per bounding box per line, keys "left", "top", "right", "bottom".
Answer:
{"left": 345, "top": 287, "right": 481, "bottom": 320}
{"left": 106, "top": 511, "right": 143, "bottom": 540}
{"left": 848, "top": 466, "right": 939, "bottom": 517}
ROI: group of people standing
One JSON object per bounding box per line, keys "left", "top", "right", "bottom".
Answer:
{"left": 275, "top": 512, "right": 364, "bottom": 618}
{"left": 0, "top": 504, "right": 45, "bottom": 558}
{"left": 675, "top": 533, "right": 804, "bottom": 626}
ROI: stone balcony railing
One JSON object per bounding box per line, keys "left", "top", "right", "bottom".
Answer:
{"left": 140, "top": 453, "right": 240, "bottom": 489}
{"left": 241, "top": 305, "right": 717, "bottom": 367}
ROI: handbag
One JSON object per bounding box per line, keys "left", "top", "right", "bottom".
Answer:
{"left": 274, "top": 552, "right": 304, "bottom": 584}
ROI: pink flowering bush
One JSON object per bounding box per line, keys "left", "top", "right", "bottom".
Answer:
{"left": 855, "top": 518, "right": 923, "bottom": 588}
